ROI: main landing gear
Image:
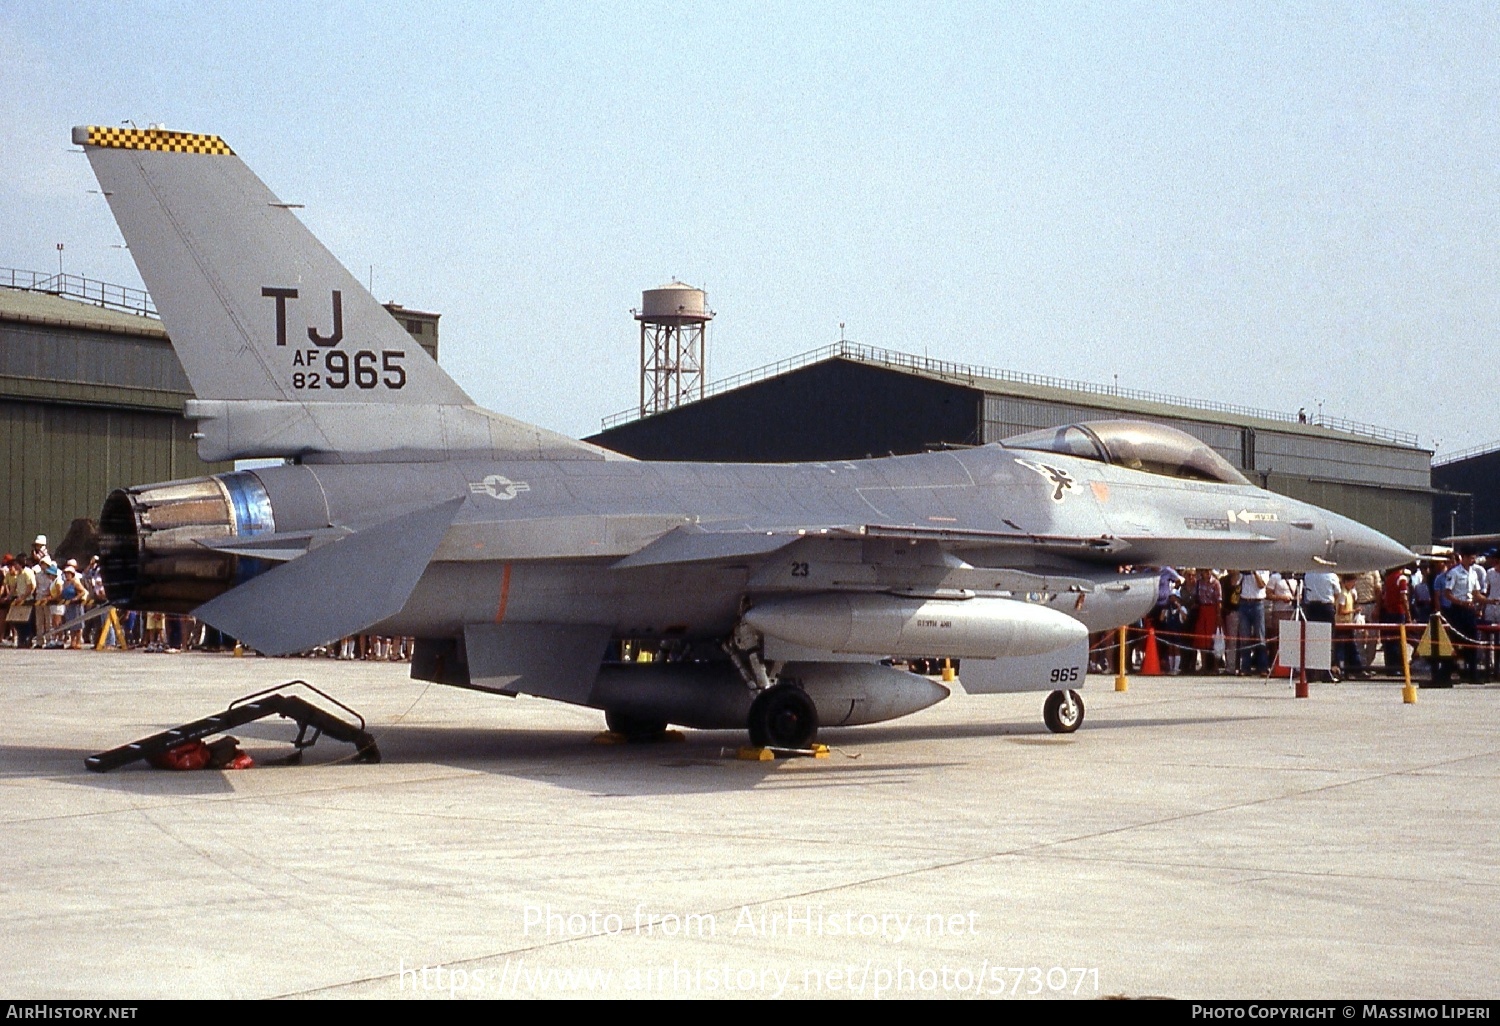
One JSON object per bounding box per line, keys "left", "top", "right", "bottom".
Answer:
{"left": 727, "top": 622, "right": 820, "bottom": 750}
{"left": 1043, "top": 689, "right": 1084, "bottom": 734}
{"left": 747, "top": 684, "right": 819, "bottom": 749}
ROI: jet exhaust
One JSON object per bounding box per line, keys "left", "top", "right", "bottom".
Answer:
{"left": 98, "top": 471, "right": 275, "bottom": 613}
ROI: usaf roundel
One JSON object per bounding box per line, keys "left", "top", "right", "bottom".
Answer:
{"left": 469, "top": 475, "right": 532, "bottom": 501}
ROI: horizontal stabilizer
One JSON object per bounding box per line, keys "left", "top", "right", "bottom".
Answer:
{"left": 193, "top": 496, "right": 465, "bottom": 655}
{"left": 195, "top": 526, "right": 351, "bottom": 562}
{"left": 463, "top": 622, "right": 613, "bottom": 703}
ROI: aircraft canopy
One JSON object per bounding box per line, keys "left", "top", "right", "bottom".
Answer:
{"left": 1003, "top": 420, "right": 1252, "bottom": 486}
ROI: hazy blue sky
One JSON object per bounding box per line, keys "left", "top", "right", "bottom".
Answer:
{"left": 3, "top": 2, "right": 1497, "bottom": 453}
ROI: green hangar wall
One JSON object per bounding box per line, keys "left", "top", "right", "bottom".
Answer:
{"left": 0, "top": 285, "right": 227, "bottom": 558}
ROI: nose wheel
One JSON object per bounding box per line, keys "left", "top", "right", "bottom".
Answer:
{"left": 1043, "top": 689, "right": 1084, "bottom": 733}
{"left": 748, "top": 684, "right": 819, "bottom": 749}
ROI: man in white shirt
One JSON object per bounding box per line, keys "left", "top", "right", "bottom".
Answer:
{"left": 1481, "top": 554, "right": 1500, "bottom": 678}
{"left": 1300, "top": 571, "right": 1341, "bottom": 682}
{"left": 1302, "top": 571, "right": 1340, "bottom": 614}
{"left": 1237, "top": 570, "right": 1270, "bottom": 674}
{"left": 1439, "top": 552, "right": 1481, "bottom": 682}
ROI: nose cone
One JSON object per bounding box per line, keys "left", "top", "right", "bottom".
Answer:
{"left": 1328, "top": 513, "right": 1413, "bottom": 571}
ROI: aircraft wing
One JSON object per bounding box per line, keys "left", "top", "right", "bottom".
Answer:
{"left": 611, "top": 520, "right": 1132, "bottom": 572}
{"left": 611, "top": 525, "right": 840, "bottom": 569}
{"left": 193, "top": 496, "right": 465, "bottom": 655}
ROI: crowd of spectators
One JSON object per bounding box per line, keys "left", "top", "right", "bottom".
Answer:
{"left": 1, "top": 533, "right": 412, "bottom": 660}
{"left": 1115, "top": 554, "right": 1500, "bottom": 682}
{"left": 2, "top": 536, "right": 101, "bottom": 650}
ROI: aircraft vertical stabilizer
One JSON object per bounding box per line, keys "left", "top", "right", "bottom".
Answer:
{"left": 74, "top": 125, "right": 612, "bottom": 463}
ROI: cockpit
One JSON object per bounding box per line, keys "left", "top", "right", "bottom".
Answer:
{"left": 1002, "top": 420, "right": 1252, "bottom": 486}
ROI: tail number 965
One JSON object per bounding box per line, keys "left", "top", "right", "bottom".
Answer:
{"left": 292, "top": 350, "right": 407, "bottom": 390}
{"left": 1049, "top": 667, "right": 1080, "bottom": 683}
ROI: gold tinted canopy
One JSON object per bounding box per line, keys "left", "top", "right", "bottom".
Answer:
{"left": 1004, "top": 420, "right": 1251, "bottom": 486}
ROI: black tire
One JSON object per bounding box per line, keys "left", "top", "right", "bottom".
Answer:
{"left": 1043, "top": 689, "right": 1084, "bottom": 734}
{"left": 605, "top": 709, "right": 669, "bottom": 739}
{"left": 747, "top": 685, "right": 819, "bottom": 749}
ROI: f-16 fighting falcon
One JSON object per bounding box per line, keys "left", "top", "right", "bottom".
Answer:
{"left": 73, "top": 125, "right": 1412, "bottom": 749}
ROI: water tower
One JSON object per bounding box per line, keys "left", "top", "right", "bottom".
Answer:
{"left": 636, "top": 281, "right": 713, "bottom": 416}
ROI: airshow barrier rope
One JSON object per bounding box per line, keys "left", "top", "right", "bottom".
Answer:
{"left": 1086, "top": 618, "right": 1500, "bottom": 664}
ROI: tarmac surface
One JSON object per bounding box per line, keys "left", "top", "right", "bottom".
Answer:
{"left": 0, "top": 649, "right": 1496, "bottom": 1000}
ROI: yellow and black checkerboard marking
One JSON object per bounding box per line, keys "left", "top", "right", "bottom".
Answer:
{"left": 84, "top": 126, "right": 233, "bottom": 156}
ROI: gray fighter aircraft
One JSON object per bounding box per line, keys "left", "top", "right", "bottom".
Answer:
{"left": 75, "top": 125, "right": 1412, "bottom": 748}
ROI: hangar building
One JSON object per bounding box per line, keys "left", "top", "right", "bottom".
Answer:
{"left": 1430, "top": 443, "right": 1498, "bottom": 540}
{"left": 0, "top": 269, "right": 439, "bottom": 558}
{"left": 589, "top": 342, "right": 1434, "bottom": 548}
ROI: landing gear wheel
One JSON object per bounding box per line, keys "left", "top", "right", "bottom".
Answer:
{"left": 605, "top": 709, "right": 669, "bottom": 740}
{"left": 747, "top": 685, "right": 819, "bottom": 749}
{"left": 1043, "top": 689, "right": 1084, "bottom": 734}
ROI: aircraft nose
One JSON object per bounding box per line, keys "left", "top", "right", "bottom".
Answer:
{"left": 1329, "top": 515, "right": 1412, "bottom": 571}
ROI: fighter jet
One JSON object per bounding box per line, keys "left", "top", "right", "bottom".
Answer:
{"left": 74, "top": 125, "right": 1412, "bottom": 748}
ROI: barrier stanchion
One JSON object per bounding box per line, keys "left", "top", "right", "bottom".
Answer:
{"left": 93, "top": 608, "right": 127, "bottom": 651}
{"left": 1415, "top": 615, "right": 1454, "bottom": 688}
{"left": 1115, "top": 625, "right": 1128, "bottom": 692}
{"left": 1296, "top": 617, "right": 1309, "bottom": 699}
{"left": 1400, "top": 623, "right": 1416, "bottom": 704}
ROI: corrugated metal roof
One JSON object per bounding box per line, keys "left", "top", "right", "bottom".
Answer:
{"left": 1433, "top": 439, "right": 1500, "bottom": 467}
{"left": 603, "top": 341, "right": 1425, "bottom": 452}
{"left": 0, "top": 287, "right": 167, "bottom": 339}
{"left": 902, "top": 359, "right": 1421, "bottom": 450}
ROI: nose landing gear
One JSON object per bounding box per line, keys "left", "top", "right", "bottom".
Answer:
{"left": 1043, "top": 688, "right": 1084, "bottom": 733}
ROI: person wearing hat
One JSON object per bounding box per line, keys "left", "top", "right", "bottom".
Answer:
{"left": 1437, "top": 551, "right": 1482, "bottom": 683}
{"left": 2, "top": 554, "right": 36, "bottom": 648}
{"left": 51, "top": 560, "right": 91, "bottom": 649}
{"left": 31, "top": 551, "right": 61, "bottom": 647}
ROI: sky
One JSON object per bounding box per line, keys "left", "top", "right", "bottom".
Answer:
{"left": 2, "top": 1, "right": 1497, "bottom": 454}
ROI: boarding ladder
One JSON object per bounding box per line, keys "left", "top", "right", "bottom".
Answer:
{"left": 85, "top": 680, "right": 380, "bottom": 772}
